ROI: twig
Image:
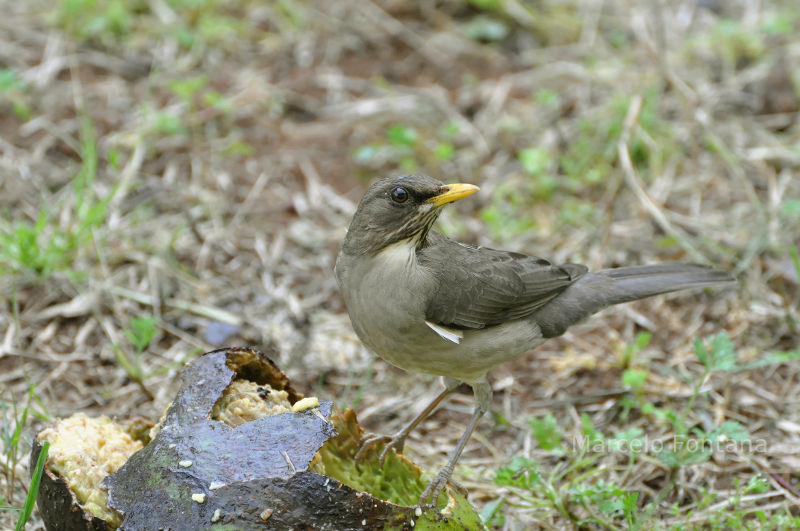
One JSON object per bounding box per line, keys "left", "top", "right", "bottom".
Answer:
{"left": 617, "top": 94, "right": 707, "bottom": 263}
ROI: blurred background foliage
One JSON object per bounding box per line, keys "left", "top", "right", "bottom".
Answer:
{"left": 1, "top": 0, "right": 799, "bottom": 528}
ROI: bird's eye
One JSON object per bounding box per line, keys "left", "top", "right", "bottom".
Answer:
{"left": 390, "top": 187, "right": 408, "bottom": 203}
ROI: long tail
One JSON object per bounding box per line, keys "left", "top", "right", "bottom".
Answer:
{"left": 532, "top": 264, "right": 734, "bottom": 338}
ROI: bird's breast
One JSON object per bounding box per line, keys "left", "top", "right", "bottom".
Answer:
{"left": 336, "top": 242, "right": 434, "bottom": 355}
{"left": 335, "top": 242, "right": 547, "bottom": 383}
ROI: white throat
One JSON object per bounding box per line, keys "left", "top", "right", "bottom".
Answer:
{"left": 374, "top": 239, "right": 418, "bottom": 270}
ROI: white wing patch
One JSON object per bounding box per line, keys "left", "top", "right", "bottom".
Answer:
{"left": 425, "top": 320, "right": 464, "bottom": 344}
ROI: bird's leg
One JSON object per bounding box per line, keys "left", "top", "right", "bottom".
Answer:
{"left": 355, "top": 378, "right": 459, "bottom": 466}
{"left": 419, "top": 379, "right": 492, "bottom": 507}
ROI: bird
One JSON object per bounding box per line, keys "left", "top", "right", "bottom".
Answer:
{"left": 334, "top": 174, "right": 734, "bottom": 506}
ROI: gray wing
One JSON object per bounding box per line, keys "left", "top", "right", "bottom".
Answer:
{"left": 419, "top": 232, "right": 588, "bottom": 329}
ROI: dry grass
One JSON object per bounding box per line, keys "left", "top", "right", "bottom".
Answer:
{"left": 1, "top": 0, "right": 799, "bottom": 528}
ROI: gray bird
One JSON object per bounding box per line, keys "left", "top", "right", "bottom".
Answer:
{"left": 334, "top": 174, "right": 733, "bottom": 505}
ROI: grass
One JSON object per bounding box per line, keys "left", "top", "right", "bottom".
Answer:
{"left": 0, "top": 69, "right": 32, "bottom": 120}
{"left": 353, "top": 122, "right": 463, "bottom": 175}
{"left": 486, "top": 334, "right": 800, "bottom": 529}
{"left": 0, "top": 117, "right": 114, "bottom": 280}
{"left": 1, "top": 438, "right": 49, "bottom": 531}
{"left": 1, "top": 0, "right": 798, "bottom": 528}
{"left": 113, "top": 316, "right": 159, "bottom": 400}
{"left": 0, "top": 384, "right": 50, "bottom": 530}
{"left": 13, "top": 441, "right": 48, "bottom": 531}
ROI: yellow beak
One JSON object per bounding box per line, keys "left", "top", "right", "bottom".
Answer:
{"left": 425, "top": 183, "right": 480, "bottom": 208}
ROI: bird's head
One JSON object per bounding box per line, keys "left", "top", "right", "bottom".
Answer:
{"left": 342, "top": 174, "right": 479, "bottom": 256}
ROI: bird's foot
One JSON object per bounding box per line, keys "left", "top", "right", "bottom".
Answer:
{"left": 419, "top": 466, "right": 460, "bottom": 507}
{"left": 354, "top": 431, "right": 408, "bottom": 468}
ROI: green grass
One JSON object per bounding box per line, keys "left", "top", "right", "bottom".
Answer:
{"left": 13, "top": 441, "right": 48, "bottom": 531}
{"left": 54, "top": 0, "right": 278, "bottom": 49}
{"left": 114, "top": 316, "right": 202, "bottom": 400}
{"left": 3, "top": 0, "right": 796, "bottom": 528}
{"left": 352, "top": 121, "right": 465, "bottom": 176}
{"left": 0, "top": 117, "right": 114, "bottom": 280}
{"left": 479, "top": 87, "right": 678, "bottom": 241}
{"left": 0, "top": 69, "right": 33, "bottom": 120}
{"left": 0, "top": 384, "right": 50, "bottom": 524}
{"left": 113, "top": 316, "right": 159, "bottom": 400}
{"left": 0, "top": 440, "right": 49, "bottom": 531}
{"left": 560, "top": 88, "right": 675, "bottom": 187}
{"left": 487, "top": 333, "right": 799, "bottom": 529}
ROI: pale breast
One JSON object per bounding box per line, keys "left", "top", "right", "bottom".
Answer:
{"left": 335, "top": 241, "right": 547, "bottom": 383}
{"left": 335, "top": 241, "right": 435, "bottom": 358}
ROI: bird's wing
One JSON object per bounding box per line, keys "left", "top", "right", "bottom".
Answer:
{"left": 419, "top": 232, "right": 588, "bottom": 329}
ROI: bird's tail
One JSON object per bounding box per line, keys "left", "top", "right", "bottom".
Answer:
{"left": 532, "top": 264, "right": 734, "bottom": 338}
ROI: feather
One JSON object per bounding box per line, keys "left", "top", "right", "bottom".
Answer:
{"left": 425, "top": 320, "right": 464, "bottom": 344}
{"left": 420, "top": 232, "right": 587, "bottom": 329}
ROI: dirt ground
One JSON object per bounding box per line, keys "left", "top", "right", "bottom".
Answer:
{"left": 1, "top": 0, "right": 799, "bottom": 529}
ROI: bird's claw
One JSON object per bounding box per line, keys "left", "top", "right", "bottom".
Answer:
{"left": 354, "top": 432, "right": 408, "bottom": 469}
{"left": 418, "top": 466, "right": 468, "bottom": 507}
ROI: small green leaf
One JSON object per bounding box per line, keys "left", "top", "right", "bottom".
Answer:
{"left": 386, "top": 125, "right": 418, "bottom": 147}
{"left": 535, "top": 89, "right": 560, "bottom": 109}
{"left": 608, "top": 428, "right": 644, "bottom": 454}
{"left": 494, "top": 456, "right": 541, "bottom": 489}
{"left": 478, "top": 496, "right": 505, "bottom": 525}
{"left": 168, "top": 75, "right": 208, "bottom": 105}
{"left": 126, "top": 316, "right": 158, "bottom": 353}
{"left": 491, "top": 410, "right": 509, "bottom": 425}
{"left": 655, "top": 448, "right": 680, "bottom": 468}
{"left": 440, "top": 121, "right": 460, "bottom": 138}
{"left": 399, "top": 156, "right": 416, "bottom": 172}
{"left": 762, "top": 15, "right": 793, "bottom": 35}
{"left": 580, "top": 413, "right": 603, "bottom": 444}
{"left": 175, "top": 27, "right": 195, "bottom": 49}
{"left": 635, "top": 331, "right": 652, "bottom": 349}
{"left": 640, "top": 401, "right": 657, "bottom": 415}
{"left": 599, "top": 497, "right": 624, "bottom": 514}
{"left": 622, "top": 369, "right": 648, "bottom": 389}
{"left": 694, "top": 337, "right": 708, "bottom": 367}
{"left": 224, "top": 140, "right": 255, "bottom": 157}
{"left": 202, "top": 91, "right": 232, "bottom": 112}
{"left": 738, "top": 349, "right": 800, "bottom": 371}
{"left": 622, "top": 492, "right": 639, "bottom": 514}
{"left": 108, "top": 149, "right": 120, "bottom": 170}
{"left": 114, "top": 345, "right": 142, "bottom": 381}
{"left": 0, "top": 69, "right": 26, "bottom": 92}
{"left": 680, "top": 445, "right": 713, "bottom": 465}
{"left": 464, "top": 15, "right": 508, "bottom": 43}
{"left": 709, "top": 420, "right": 750, "bottom": 442}
{"left": 518, "top": 147, "right": 550, "bottom": 176}
{"left": 529, "top": 413, "right": 563, "bottom": 453}
{"left": 153, "top": 112, "right": 186, "bottom": 136}
{"left": 353, "top": 144, "right": 379, "bottom": 164}
{"left": 744, "top": 475, "right": 770, "bottom": 494}
{"left": 708, "top": 333, "right": 737, "bottom": 371}
{"left": 434, "top": 142, "right": 455, "bottom": 161}
{"left": 781, "top": 199, "right": 800, "bottom": 218}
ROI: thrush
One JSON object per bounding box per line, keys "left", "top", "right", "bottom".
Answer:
{"left": 334, "top": 174, "right": 733, "bottom": 505}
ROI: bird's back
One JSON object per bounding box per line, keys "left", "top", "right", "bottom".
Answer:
{"left": 419, "top": 232, "right": 588, "bottom": 330}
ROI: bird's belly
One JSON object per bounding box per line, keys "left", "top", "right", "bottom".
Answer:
{"left": 336, "top": 249, "right": 547, "bottom": 383}
{"left": 356, "top": 310, "right": 546, "bottom": 384}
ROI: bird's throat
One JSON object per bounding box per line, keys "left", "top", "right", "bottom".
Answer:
{"left": 342, "top": 203, "right": 440, "bottom": 257}
{"left": 387, "top": 206, "right": 438, "bottom": 253}
{"left": 374, "top": 238, "right": 420, "bottom": 270}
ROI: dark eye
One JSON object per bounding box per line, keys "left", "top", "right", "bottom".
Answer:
{"left": 390, "top": 187, "right": 408, "bottom": 203}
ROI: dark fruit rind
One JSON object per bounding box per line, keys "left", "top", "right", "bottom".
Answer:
{"left": 32, "top": 348, "right": 482, "bottom": 530}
